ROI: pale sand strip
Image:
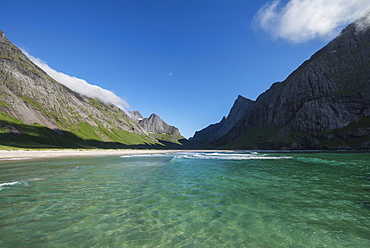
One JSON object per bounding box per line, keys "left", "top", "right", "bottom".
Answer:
{"left": 0, "top": 149, "right": 189, "bottom": 160}
{"left": 0, "top": 149, "right": 228, "bottom": 160}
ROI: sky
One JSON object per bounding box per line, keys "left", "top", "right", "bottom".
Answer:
{"left": 1, "top": 0, "right": 370, "bottom": 138}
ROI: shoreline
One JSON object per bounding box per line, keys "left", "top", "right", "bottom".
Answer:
{"left": 0, "top": 149, "right": 229, "bottom": 160}
{"left": 0, "top": 149, "right": 185, "bottom": 160}
{"left": 1, "top": 149, "right": 366, "bottom": 160}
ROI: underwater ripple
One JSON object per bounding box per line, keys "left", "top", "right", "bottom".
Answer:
{"left": 0, "top": 151, "right": 370, "bottom": 247}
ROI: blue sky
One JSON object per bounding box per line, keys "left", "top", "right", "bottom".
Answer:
{"left": 1, "top": 0, "right": 370, "bottom": 138}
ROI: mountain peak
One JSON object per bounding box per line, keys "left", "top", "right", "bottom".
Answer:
{"left": 149, "top": 113, "right": 160, "bottom": 119}
{"left": 139, "top": 113, "right": 181, "bottom": 136}
{"left": 192, "top": 17, "right": 370, "bottom": 150}
{"left": 128, "top": 110, "right": 143, "bottom": 122}
{"left": 0, "top": 33, "right": 185, "bottom": 148}
{"left": 191, "top": 95, "right": 254, "bottom": 143}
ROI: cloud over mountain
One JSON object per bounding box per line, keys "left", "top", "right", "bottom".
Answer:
{"left": 22, "top": 50, "right": 130, "bottom": 111}
{"left": 254, "top": 0, "right": 370, "bottom": 43}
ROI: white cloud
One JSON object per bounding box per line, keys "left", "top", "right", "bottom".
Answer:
{"left": 22, "top": 50, "right": 130, "bottom": 111}
{"left": 355, "top": 10, "right": 370, "bottom": 32}
{"left": 254, "top": 0, "right": 370, "bottom": 43}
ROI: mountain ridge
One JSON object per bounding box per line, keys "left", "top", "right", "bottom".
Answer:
{"left": 130, "top": 111, "right": 184, "bottom": 144}
{"left": 192, "top": 17, "right": 370, "bottom": 150}
{"left": 191, "top": 95, "right": 254, "bottom": 144}
{"left": 0, "top": 32, "right": 185, "bottom": 148}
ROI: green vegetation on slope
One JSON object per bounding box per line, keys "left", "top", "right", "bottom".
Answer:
{"left": 0, "top": 34, "right": 186, "bottom": 149}
{"left": 0, "top": 110, "right": 181, "bottom": 149}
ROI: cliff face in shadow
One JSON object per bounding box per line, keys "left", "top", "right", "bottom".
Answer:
{"left": 191, "top": 95, "right": 254, "bottom": 145}
{"left": 192, "top": 18, "right": 370, "bottom": 150}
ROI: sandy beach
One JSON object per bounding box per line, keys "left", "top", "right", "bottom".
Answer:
{"left": 0, "top": 149, "right": 192, "bottom": 160}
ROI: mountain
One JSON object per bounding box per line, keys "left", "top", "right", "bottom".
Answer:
{"left": 192, "top": 17, "right": 370, "bottom": 150}
{"left": 138, "top": 113, "right": 179, "bottom": 134}
{"left": 0, "top": 31, "right": 184, "bottom": 148}
{"left": 191, "top": 95, "right": 253, "bottom": 145}
{"left": 128, "top": 111, "right": 143, "bottom": 122}
{"left": 129, "top": 111, "right": 184, "bottom": 144}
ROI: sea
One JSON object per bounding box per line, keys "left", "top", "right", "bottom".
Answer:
{"left": 0, "top": 151, "right": 370, "bottom": 247}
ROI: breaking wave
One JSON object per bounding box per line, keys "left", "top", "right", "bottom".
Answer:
{"left": 121, "top": 152, "right": 292, "bottom": 160}
{"left": 0, "top": 181, "right": 20, "bottom": 190}
{"left": 176, "top": 152, "right": 292, "bottom": 160}
{"left": 0, "top": 157, "right": 33, "bottom": 161}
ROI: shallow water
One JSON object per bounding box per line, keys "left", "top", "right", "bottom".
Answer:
{"left": 1, "top": 151, "right": 370, "bottom": 247}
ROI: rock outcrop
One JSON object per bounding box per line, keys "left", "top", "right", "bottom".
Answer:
{"left": 192, "top": 16, "right": 370, "bottom": 150}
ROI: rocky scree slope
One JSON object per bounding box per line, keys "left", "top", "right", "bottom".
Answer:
{"left": 0, "top": 32, "right": 183, "bottom": 148}
{"left": 193, "top": 18, "right": 370, "bottom": 150}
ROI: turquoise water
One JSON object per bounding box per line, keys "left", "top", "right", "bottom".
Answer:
{"left": 1, "top": 151, "right": 370, "bottom": 247}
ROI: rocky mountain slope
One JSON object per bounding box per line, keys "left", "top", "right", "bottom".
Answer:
{"left": 0, "top": 31, "right": 184, "bottom": 148}
{"left": 138, "top": 113, "right": 179, "bottom": 134}
{"left": 191, "top": 95, "right": 253, "bottom": 144}
{"left": 192, "top": 17, "right": 370, "bottom": 150}
{"left": 128, "top": 111, "right": 144, "bottom": 122}
{"left": 137, "top": 113, "right": 183, "bottom": 143}
{"left": 127, "top": 110, "right": 183, "bottom": 143}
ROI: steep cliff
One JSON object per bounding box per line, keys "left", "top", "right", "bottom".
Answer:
{"left": 193, "top": 17, "right": 370, "bottom": 150}
{"left": 191, "top": 95, "right": 254, "bottom": 144}
{"left": 0, "top": 32, "right": 183, "bottom": 148}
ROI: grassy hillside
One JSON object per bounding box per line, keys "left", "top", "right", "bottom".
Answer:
{"left": 0, "top": 110, "right": 165, "bottom": 149}
{"left": 0, "top": 33, "right": 186, "bottom": 149}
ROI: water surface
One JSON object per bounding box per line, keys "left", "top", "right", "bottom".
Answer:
{"left": 1, "top": 151, "right": 370, "bottom": 247}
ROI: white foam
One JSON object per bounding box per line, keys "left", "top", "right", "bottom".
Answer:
{"left": 0, "top": 181, "right": 20, "bottom": 190}
{"left": 177, "top": 153, "right": 291, "bottom": 160}
{"left": 120, "top": 154, "right": 170, "bottom": 158}
{"left": 0, "top": 157, "right": 33, "bottom": 161}
{"left": 0, "top": 181, "right": 19, "bottom": 187}
{"left": 120, "top": 152, "right": 292, "bottom": 161}
{"left": 29, "top": 178, "right": 44, "bottom": 181}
